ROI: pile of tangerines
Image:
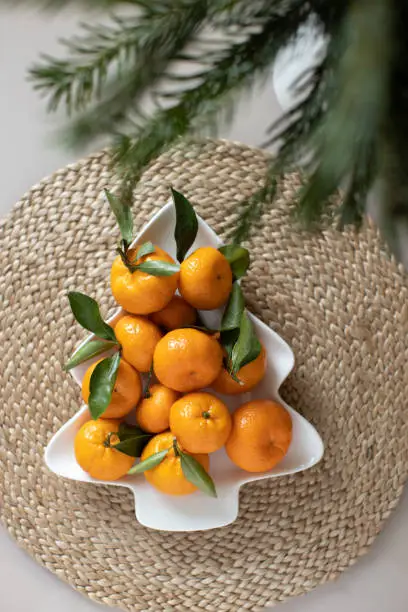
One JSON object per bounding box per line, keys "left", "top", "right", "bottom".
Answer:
{"left": 68, "top": 189, "right": 292, "bottom": 497}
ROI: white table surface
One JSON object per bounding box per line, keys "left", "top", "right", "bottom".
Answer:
{"left": 1, "top": 7, "right": 408, "bottom": 612}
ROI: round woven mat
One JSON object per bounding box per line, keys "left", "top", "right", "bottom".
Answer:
{"left": 1, "top": 140, "right": 407, "bottom": 612}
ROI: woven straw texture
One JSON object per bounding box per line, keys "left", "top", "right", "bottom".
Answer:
{"left": 1, "top": 140, "right": 407, "bottom": 612}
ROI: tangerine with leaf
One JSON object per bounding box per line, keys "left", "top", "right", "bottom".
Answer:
{"left": 130, "top": 431, "right": 214, "bottom": 496}
{"left": 213, "top": 345, "right": 267, "bottom": 395}
{"left": 111, "top": 244, "right": 179, "bottom": 315}
{"left": 74, "top": 419, "right": 135, "bottom": 480}
{"left": 82, "top": 356, "right": 141, "bottom": 419}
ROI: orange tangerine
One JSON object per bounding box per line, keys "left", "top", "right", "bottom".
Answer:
{"left": 141, "top": 432, "right": 209, "bottom": 495}
{"left": 114, "top": 315, "right": 162, "bottom": 373}
{"left": 74, "top": 419, "right": 134, "bottom": 480}
{"left": 81, "top": 357, "right": 141, "bottom": 419}
{"left": 110, "top": 244, "right": 178, "bottom": 315}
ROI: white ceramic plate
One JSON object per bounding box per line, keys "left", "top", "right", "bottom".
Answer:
{"left": 45, "top": 201, "right": 324, "bottom": 532}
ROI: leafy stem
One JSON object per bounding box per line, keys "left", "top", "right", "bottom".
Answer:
{"left": 172, "top": 438, "right": 181, "bottom": 457}
{"left": 179, "top": 452, "right": 217, "bottom": 497}
{"left": 128, "top": 449, "right": 169, "bottom": 474}
{"left": 67, "top": 291, "right": 118, "bottom": 343}
{"left": 103, "top": 431, "right": 118, "bottom": 448}
{"left": 89, "top": 352, "right": 121, "bottom": 420}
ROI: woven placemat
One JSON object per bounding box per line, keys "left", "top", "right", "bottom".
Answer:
{"left": 1, "top": 139, "right": 407, "bottom": 612}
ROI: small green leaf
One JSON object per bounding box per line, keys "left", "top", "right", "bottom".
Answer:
{"left": 136, "top": 261, "right": 180, "bottom": 276}
{"left": 128, "top": 449, "right": 168, "bottom": 474}
{"left": 229, "top": 368, "right": 243, "bottom": 384}
{"left": 171, "top": 188, "right": 198, "bottom": 263}
{"left": 180, "top": 453, "right": 217, "bottom": 497}
{"left": 105, "top": 189, "right": 133, "bottom": 248}
{"left": 231, "top": 312, "right": 261, "bottom": 374}
{"left": 64, "top": 339, "right": 117, "bottom": 371}
{"left": 118, "top": 423, "right": 149, "bottom": 440}
{"left": 219, "top": 245, "right": 250, "bottom": 280}
{"left": 220, "top": 329, "right": 240, "bottom": 364}
{"left": 88, "top": 352, "right": 121, "bottom": 419}
{"left": 220, "top": 283, "right": 245, "bottom": 364}
{"left": 67, "top": 292, "right": 117, "bottom": 342}
{"left": 221, "top": 283, "right": 245, "bottom": 331}
{"left": 136, "top": 241, "right": 155, "bottom": 260}
{"left": 114, "top": 425, "right": 152, "bottom": 457}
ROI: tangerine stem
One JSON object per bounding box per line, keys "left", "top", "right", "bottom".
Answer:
{"left": 116, "top": 247, "right": 137, "bottom": 274}
{"left": 103, "top": 432, "right": 116, "bottom": 448}
{"left": 202, "top": 411, "right": 211, "bottom": 419}
{"left": 172, "top": 438, "right": 180, "bottom": 457}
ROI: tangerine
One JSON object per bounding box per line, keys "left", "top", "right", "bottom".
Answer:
{"left": 212, "top": 345, "right": 267, "bottom": 395}
{"left": 170, "top": 392, "right": 232, "bottom": 453}
{"left": 225, "top": 400, "right": 292, "bottom": 472}
{"left": 150, "top": 295, "right": 196, "bottom": 330}
{"left": 140, "top": 431, "right": 209, "bottom": 495}
{"left": 110, "top": 244, "right": 178, "bottom": 314}
{"left": 136, "top": 384, "right": 180, "bottom": 433}
{"left": 179, "top": 247, "right": 232, "bottom": 310}
{"left": 114, "top": 315, "right": 162, "bottom": 373}
{"left": 153, "top": 328, "right": 223, "bottom": 392}
{"left": 74, "top": 418, "right": 134, "bottom": 480}
{"left": 82, "top": 357, "right": 141, "bottom": 419}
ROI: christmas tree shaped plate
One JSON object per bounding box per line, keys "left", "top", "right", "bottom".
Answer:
{"left": 45, "top": 200, "right": 324, "bottom": 531}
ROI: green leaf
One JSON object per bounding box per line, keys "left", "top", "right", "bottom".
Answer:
{"left": 136, "top": 260, "right": 180, "bottom": 276}
{"left": 136, "top": 241, "right": 155, "bottom": 259}
{"left": 118, "top": 423, "right": 149, "bottom": 440}
{"left": 88, "top": 352, "right": 121, "bottom": 419}
{"left": 171, "top": 188, "right": 198, "bottom": 263}
{"left": 220, "top": 283, "right": 245, "bottom": 364}
{"left": 221, "top": 283, "right": 245, "bottom": 331}
{"left": 220, "top": 329, "right": 240, "bottom": 364}
{"left": 105, "top": 189, "right": 133, "bottom": 248}
{"left": 180, "top": 453, "right": 217, "bottom": 498}
{"left": 231, "top": 312, "right": 261, "bottom": 374}
{"left": 219, "top": 245, "right": 250, "bottom": 280}
{"left": 64, "top": 339, "right": 117, "bottom": 371}
{"left": 114, "top": 425, "right": 152, "bottom": 457}
{"left": 68, "top": 292, "right": 117, "bottom": 342}
{"left": 228, "top": 367, "right": 243, "bottom": 385}
{"left": 128, "top": 449, "right": 168, "bottom": 474}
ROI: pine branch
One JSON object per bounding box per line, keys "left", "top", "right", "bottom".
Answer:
{"left": 112, "top": 2, "right": 310, "bottom": 179}
{"left": 30, "top": 16, "right": 142, "bottom": 113}
{"left": 296, "top": 0, "right": 391, "bottom": 226}
{"left": 29, "top": 2, "right": 210, "bottom": 115}
{"left": 64, "top": 1, "right": 209, "bottom": 143}
{"left": 15, "top": 0, "right": 408, "bottom": 261}
{"left": 263, "top": 0, "right": 390, "bottom": 230}
{"left": 2, "top": 0, "right": 140, "bottom": 7}
{"left": 377, "top": 3, "right": 408, "bottom": 265}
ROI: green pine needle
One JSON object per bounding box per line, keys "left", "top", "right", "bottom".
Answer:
{"left": 112, "top": 4, "right": 308, "bottom": 177}
{"left": 9, "top": 0, "right": 408, "bottom": 261}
